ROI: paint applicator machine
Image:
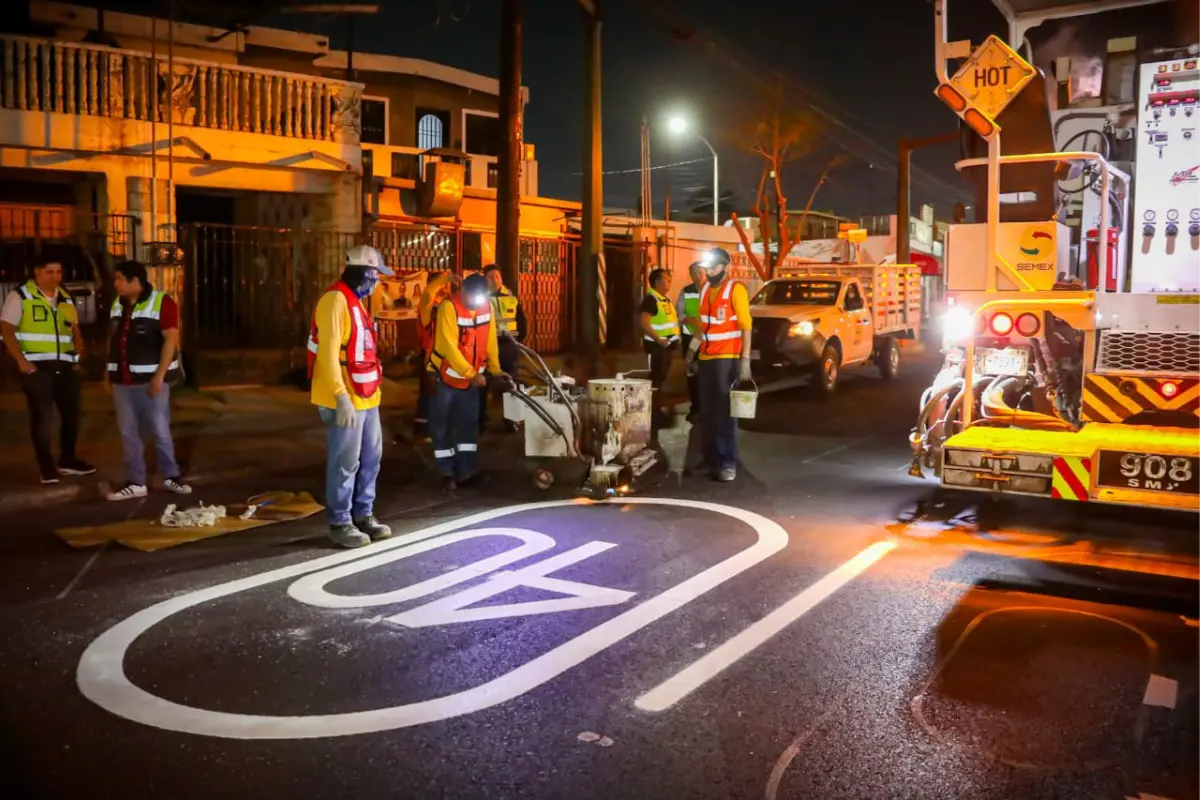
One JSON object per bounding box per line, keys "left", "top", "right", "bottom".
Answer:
{"left": 501, "top": 342, "right": 661, "bottom": 498}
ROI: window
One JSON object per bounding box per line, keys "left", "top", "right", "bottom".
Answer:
{"left": 751, "top": 280, "right": 841, "bottom": 306}
{"left": 360, "top": 97, "right": 388, "bottom": 145}
{"left": 416, "top": 111, "right": 446, "bottom": 151}
{"left": 463, "top": 110, "right": 501, "bottom": 157}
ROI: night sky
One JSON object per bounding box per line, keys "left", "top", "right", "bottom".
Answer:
{"left": 92, "top": 0, "right": 1198, "bottom": 220}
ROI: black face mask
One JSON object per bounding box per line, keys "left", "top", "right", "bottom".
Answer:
{"left": 706, "top": 269, "right": 727, "bottom": 286}
{"left": 341, "top": 266, "right": 379, "bottom": 299}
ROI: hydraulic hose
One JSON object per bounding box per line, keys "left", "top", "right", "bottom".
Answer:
{"left": 977, "top": 379, "right": 1073, "bottom": 431}
{"left": 513, "top": 340, "right": 581, "bottom": 434}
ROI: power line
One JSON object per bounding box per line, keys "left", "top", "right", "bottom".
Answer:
{"left": 553, "top": 156, "right": 710, "bottom": 177}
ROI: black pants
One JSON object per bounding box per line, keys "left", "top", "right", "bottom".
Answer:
{"left": 20, "top": 364, "right": 81, "bottom": 475}
{"left": 413, "top": 350, "right": 432, "bottom": 436}
{"left": 648, "top": 342, "right": 674, "bottom": 427}
{"left": 480, "top": 336, "right": 520, "bottom": 428}
{"left": 680, "top": 333, "right": 700, "bottom": 416}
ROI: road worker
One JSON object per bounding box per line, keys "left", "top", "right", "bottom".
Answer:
{"left": 0, "top": 260, "right": 95, "bottom": 484}
{"left": 687, "top": 247, "right": 753, "bottom": 482}
{"left": 428, "top": 273, "right": 507, "bottom": 490}
{"left": 675, "top": 261, "right": 704, "bottom": 421}
{"left": 639, "top": 267, "right": 680, "bottom": 427}
{"left": 411, "top": 270, "right": 459, "bottom": 441}
{"left": 480, "top": 264, "right": 526, "bottom": 433}
{"left": 307, "top": 244, "right": 394, "bottom": 548}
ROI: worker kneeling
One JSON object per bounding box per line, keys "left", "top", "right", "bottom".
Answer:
{"left": 428, "top": 273, "right": 509, "bottom": 491}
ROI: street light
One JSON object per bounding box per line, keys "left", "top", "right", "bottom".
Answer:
{"left": 667, "top": 115, "right": 719, "bottom": 227}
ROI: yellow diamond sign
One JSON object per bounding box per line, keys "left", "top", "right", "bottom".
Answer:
{"left": 949, "top": 35, "right": 1036, "bottom": 121}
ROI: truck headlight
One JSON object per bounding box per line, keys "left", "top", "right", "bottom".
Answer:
{"left": 788, "top": 320, "right": 815, "bottom": 337}
{"left": 941, "top": 306, "right": 975, "bottom": 344}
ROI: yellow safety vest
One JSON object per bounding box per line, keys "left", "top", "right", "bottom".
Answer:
{"left": 644, "top": 288, "right": 680, "bottom": 343}
{"left": 490, "top": 286, "right": 520, "bottom": 337}
{"left": 13, "top": 281, "right": 78, "bottom": 363}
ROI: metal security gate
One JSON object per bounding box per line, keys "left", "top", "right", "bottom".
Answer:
{"left": 519, "top": 237, "right": 576, "bottom": 353}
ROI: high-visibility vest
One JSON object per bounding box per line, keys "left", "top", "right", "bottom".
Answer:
{"left": 644, "top": 288, "right": 680, "bottom": 344}
{"left": 306, "top": 282, "right": 381, "bottom": 398}
{"left": 680, "top": 285, "right": 701, "bottom": 335}
{"left": 698, "top": 279, "right": 744, "bottom": 357}
{"left": 107, "top": 290, "right": 182, "bottom": 384}
{"left": 429, "top": 294, "right": 492, "bottom": 390}
{"left": 490, "top": 286, "right": 520, "bottom": 338}
{"left": 13, "top": 281, "right": 78, "bottom": 363}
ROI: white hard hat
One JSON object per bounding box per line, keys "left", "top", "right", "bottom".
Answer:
{"left": 346, "top": 244, "right": 394, "bottom": 276}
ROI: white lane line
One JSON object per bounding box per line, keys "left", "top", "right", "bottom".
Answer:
{"left": 800, "top": 437, "right": 872, "bottom": 464}
{"left": 635, "top": 540, "right": 898, "bottom": 712}
{"left": 1143, "top": 674, "right": 1178, "bottom": 709}
{"left": 57, "top": 541, "right": 110, "bottom": 600}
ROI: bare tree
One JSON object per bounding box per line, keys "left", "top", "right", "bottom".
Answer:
{"left": 726, "top": 88, "right": 836, "bottom": 280}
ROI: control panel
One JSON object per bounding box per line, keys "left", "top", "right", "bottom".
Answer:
{"left": 1131, "top": 57, "right": 1200, "bottom": 292}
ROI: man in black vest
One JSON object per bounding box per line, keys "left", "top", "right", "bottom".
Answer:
{"left": 105, "top": 260, "right": 192, "bottom": 501}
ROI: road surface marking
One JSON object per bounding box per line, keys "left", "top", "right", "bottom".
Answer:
{"left": 1143, "top": 674, "right": 1178, "bottom": 709}
{"left": 57, "top": 541, "right": 110, "bottom": 600}
{"left": 763, "top": 700, "right": 842, "bottom": 800}
{"left": 77, "top": 498, "right": 787, "bottom": 739}
{"left": 800, "top": 437, "right": 872, "bottom": 464}
{"left": 635, "top": 540, "right": 897, "bottom": 712}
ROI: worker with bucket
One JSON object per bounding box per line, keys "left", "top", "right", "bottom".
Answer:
{"left": 687, "top": 247, "right": 754, "bottom": 482}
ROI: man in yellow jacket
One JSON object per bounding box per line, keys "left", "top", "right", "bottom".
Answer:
{"left": 308, "top": 245, "right": 395, "bottom": 548}
{"left": 428, "top": 273, "right": 507, "bottom": 490}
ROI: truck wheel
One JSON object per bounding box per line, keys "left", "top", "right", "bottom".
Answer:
{"left": 814, "top": 345, "right": 840, "bottom": 396}
{"left": 877, "top": 338, "right": 900, "bottom": 381}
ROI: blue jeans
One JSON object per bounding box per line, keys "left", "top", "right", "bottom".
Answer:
{"left": 318, "top": 405, "right": 382, "bottom": 526}
{"left": 112, "top": 382, "right": 181, "bottom": 486}
{"left": 698, "top": 358, "right": 739, "bottom": 472}
{"left": 431, "top": 379, "right": 481, "bottom": 478}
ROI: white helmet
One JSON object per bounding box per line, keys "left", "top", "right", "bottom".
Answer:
{"left": 346, "top": 244, "right": 394, "bottom": 275}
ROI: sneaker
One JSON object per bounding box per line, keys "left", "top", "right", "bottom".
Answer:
{"left": 107, "top": 483, "right": 148, "bottom": 501}
{"left": 58, "top": 458, "right": 97, "bottom": 476}
{"left": 40, "top": 471, "right": 60, "bottom": 485}
{"left": 328, "top": 524, "right": 370, "bottom": 549}
{"left": 715, "top": 468, "right": 737, "bottom": 483}
{"left": 163, "top": 477, "right": 193, "bottom": 495}
{"left": 353, "top": 515, "right": 392, "bottom": 541}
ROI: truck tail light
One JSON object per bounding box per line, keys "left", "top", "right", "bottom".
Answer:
{"left": 989, "top": 312, "right": 1014, "bottom": 336}
{"left": 1015, "top": 313, "right": 1041, "bottom": 337}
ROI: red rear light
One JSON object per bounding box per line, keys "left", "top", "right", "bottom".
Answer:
{"left": 1015, "top": 313, "right": 1040, "bottom": 337}
{"left": 1160, "top": 380, "right": 1179, "bottom": 398}
{"left": 989, "top": 312, "right": 1014, "bottom": 336}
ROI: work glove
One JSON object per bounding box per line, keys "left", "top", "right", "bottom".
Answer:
{"left": 335, "top": 393, "right": 356, "bottom": 427}
{"left": 738, "top": 357, "right": 752, "bottom": 383}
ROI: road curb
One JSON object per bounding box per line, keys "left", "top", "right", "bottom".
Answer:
{"left": 0, "top": 453, "right": 328, "bottom": 515}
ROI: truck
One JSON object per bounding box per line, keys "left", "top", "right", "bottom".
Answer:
{"left": 748, "top": 263, "right": 922, "bottom": 395}
{"left": 909, "top": 0, "right": 1199, "bottom": 513}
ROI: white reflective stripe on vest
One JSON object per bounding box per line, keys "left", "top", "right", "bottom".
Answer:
{"left": 650, "top": 322, "right": 677, "bottom": 331}
{"left": 307, "top": 338, "right": 318, "bottom": 354}
{"left": 130, "top": 292, "right": 163, "bottom": 320}
{"left": 350, "top": 368, "right": 380, "bottom": 384}
{"left": 445, "top": 366, "right": 470, "bottom": 379}
{"left": 26, "top": 351, "right": 77, "bottom": 362}
{"left": 127, "top": 359, "right": 180, "bottom": 374}
{"left": 14, "top": 332, "right": 72, "bottom": 343}
{"left": 457, "top": 313, "right": 492, "bottom": 326}
{"left": 703, "top": 330, "right": 742, "bottom": 342}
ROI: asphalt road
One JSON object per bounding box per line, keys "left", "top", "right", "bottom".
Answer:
{"left": 0, "top": 354, "right": 1196, "bottom": 800}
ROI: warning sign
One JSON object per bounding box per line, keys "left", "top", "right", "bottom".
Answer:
{"left": 950, "top": 35, "right": 1036, "bottom": 121}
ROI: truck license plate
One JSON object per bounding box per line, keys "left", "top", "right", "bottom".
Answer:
{"left": 1096, "top": 450, "right": 1200, "bottom": 495}
{"left": 976, "top": 346, "right": 1029, "bottom": 377}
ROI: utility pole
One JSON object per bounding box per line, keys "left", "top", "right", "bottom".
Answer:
{"left": 896, "top": 132, "right": 957, "bottom": 262}
{"left": 496, "top": 0, "right": 523, "bottom": 290}
{"left": 577, "top": 0, "right": 603, "bottom": 354}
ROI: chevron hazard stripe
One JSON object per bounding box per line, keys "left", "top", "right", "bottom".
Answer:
{"left": 1082, "top": 374, "right": 1200, "bottom": 424}
{"left": 1051, "top": 456, "right": 1092, "bottom": 501}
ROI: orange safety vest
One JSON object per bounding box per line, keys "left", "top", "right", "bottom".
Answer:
{"left": 698, "top": 279, "right": 744, "bottom": 356}
{"left": 432, "top": 294, "right": 492, "bottom": 390}
{"left": 306, "top": 282, "right": 382, "bottom": 398}
{"left": 420, "top": 302, "right": 437, "bottom": 355}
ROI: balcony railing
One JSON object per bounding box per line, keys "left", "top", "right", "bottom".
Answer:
{"left": 0, "top": 35, "right": 362, "bottom": 144}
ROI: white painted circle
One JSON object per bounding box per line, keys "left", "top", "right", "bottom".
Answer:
{"left": 76, "top": 498, "right": 788, "bottom": 740}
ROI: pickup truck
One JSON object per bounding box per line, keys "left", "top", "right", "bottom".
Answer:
{"left": 748, "top": 264, "right": 922, "bottom": 395}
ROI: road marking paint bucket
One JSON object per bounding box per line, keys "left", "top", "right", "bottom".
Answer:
{"left": 730, "top": 380, "right": 758, "bottom": 420}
